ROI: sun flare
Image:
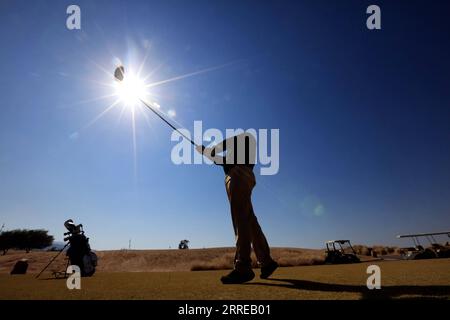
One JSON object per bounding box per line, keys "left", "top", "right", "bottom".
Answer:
{"left": 73, "top": 53, "right": 233, "bottom": 181}
{"left": 114, "top": 72, "right": 147, "bottom": 107}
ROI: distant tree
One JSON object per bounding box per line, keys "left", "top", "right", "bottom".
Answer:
{"left": 26, "top": 229, "right": 54, "bottom": 252}
{"left": 0, "top": 229, "right": 54, "bottom": 254}
{"left": 0, "top": 231, "right": 13, "bottom": 255}
{"left": 178, "top": 239, "right": 189, "bottom": 250}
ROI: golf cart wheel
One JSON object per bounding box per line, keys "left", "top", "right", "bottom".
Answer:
{"left": 415, "top": 248, "right": 437, "bottom": 260}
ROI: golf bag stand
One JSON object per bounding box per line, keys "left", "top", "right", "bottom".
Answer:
{"left": 35, "top": 242, "right": 70, "bottom": 279}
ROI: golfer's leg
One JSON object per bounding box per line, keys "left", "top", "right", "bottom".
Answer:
{"left": 225, "top": 175, "right": 237, "bottom": 236}
{"left": 232, "top": 203, "right": 253, "bottom": 270}
{"left": 248, "top": 204, "right": 272, "bottom": 265}
{"left": 229, "top": 174, "right": 253, "bottom": 271}
{"left": 236, "top": 167, "right": 272, "bottom": 266}
{"left": 225, "top": 174, "right": 239, "bottom": 264}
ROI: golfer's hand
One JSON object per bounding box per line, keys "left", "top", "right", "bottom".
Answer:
{"left": 203, "top": 147, "right": 215, "bottom": 159}
{"left": 195, "top": 145, "right": 206, "bottom": 154}
{"left": 201, "top": 146, "right": 215, "bottom": 160}
{"left": 196, "top": 145, "right": 221, "bottom": 164}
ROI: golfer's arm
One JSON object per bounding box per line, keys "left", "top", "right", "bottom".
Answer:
{"left": 213, "top": 156, "right": 227, "bottom": 166}
{"left": 202, "top": 148, "right": 226, "bottom": 165}
{"left": 211, "top": 135, "right": 237, "bottom": 156}
{"left": 207, "top": 136, "right": 235, "bottom": 166}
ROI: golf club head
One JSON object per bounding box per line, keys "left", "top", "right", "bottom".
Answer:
{"left": 114, "top": 65, "right": 125, "bottom": 82}
{"left": 64, "top": 219, "right": 76, "bottom": 233}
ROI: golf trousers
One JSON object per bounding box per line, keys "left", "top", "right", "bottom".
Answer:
{"left": 225, "top": 166, "right": 272, "bottom": 271}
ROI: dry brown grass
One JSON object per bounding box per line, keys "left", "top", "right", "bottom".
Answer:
{"left": 353, "top": 245, "right": 401, "bottom": 257}
{"left": 190, "top": 252, "right": 236, "bottom": 271}
{"left": 190, "top": 248, "right": 325, "bottom": 271}
{"left": 0, "top": 247, "right": 325, "bottom": 274}
{"left": 0, "top": 250, "right": 69, "bottom": 274}
{"left": 2, "top": 245, "right": 410, "bottom": 274}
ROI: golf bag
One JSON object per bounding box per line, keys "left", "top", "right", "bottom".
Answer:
{"left": 64, "top": 219, "right": 97, "bottom": 277}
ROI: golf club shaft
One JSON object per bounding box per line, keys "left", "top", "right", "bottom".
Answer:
{"left": 139, "top": 98, "right": 198, "bottom": 147}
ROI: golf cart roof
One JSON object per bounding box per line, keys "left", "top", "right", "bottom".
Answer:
{"left": 326, "top": 240, "right": 351, "bottom": 244}
{"left": 396, "top": 231, "right": 450, "bottom": 238}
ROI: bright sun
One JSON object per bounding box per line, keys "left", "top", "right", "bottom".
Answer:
{"left": 114, "top": 72, "right": 147, "bottom": 107}
{"left": 73, "top": 56, "right": 231, "bottom": 181}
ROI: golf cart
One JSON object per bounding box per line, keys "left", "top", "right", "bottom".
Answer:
{"left": 397, "top": 231, "right": 450, "bottom": 260}
{"left": 325, "top": 240, "right": 360, "bottom": 264}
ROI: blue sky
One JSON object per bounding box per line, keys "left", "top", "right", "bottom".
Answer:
{"left": 0, "top": 0, "right": 449, "bottom": 250}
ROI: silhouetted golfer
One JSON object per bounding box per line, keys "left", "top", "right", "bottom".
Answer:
{"left": 197, "top": 133, "right": 278, "bottom": 284}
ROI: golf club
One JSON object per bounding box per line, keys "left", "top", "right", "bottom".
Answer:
{"left": 114, "top": 66, "right": 199, "bottom": 147}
